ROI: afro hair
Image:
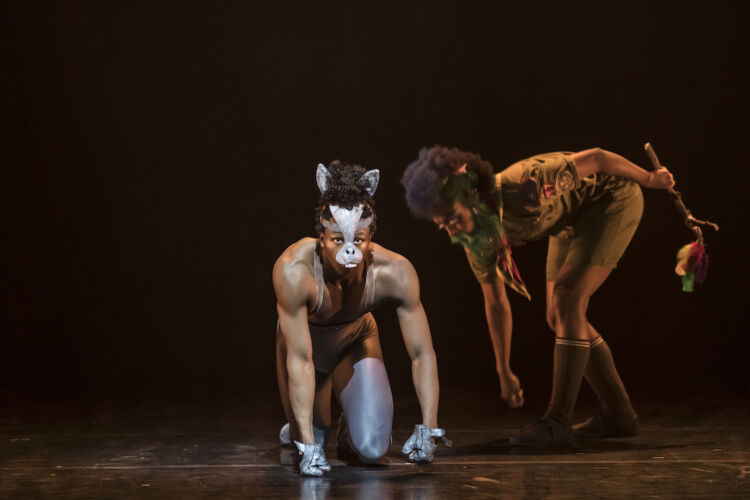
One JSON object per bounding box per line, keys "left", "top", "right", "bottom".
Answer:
{"left": 314, "top": 160, "right": 377, "bottom": 235}
{"left": 401, "top": 145, "right": 496, "bottom": 219}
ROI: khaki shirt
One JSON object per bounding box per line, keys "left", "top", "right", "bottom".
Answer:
{"left": 466, "top": 152, "right": 633, "bottom": 283}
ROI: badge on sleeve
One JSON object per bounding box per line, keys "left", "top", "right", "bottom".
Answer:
{"left": 555, "top": 170, "right": 576, "bottom": 193}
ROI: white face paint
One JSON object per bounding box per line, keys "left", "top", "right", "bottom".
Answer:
{"left": 320, "top": 204, "right": 373, "bottom": 268}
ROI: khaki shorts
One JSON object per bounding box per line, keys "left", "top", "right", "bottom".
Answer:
{"left": 545, "top": 182, "right": 643, "bottom": 282}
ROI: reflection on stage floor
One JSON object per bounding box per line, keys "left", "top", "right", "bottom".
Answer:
{"left": 2, "top": 390, "right": 749, "bottom": 498}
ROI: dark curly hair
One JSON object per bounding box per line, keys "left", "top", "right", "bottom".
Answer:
{"left": 314, "top": 160, "right": 377, "bottom": 235}
{"left": 401, "top": 145, "right": 496, "bottom": 219}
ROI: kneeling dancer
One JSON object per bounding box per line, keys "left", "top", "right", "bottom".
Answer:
{"left": 274, "top": 161, "right": 445, "bottom": 476}
{"left": 402, "top": 147, "right": 674, "bottom": 447}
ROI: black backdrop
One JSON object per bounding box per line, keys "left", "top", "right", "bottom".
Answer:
{"left": 2, "top": 1, "right": 748, "bottom": 407}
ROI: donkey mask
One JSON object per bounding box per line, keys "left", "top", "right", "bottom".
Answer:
{"left": 316, "top": 163, "right": 380, "bottom": 268}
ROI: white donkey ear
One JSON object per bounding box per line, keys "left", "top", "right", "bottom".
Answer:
{"left": 361, "top": 169, "right": 380, "bottom": 196}
{"left": 316, "top": 163, "right": 331, "bottom": 194}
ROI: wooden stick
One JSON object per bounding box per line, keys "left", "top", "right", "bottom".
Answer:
{"left": 643, "top": 142, "right": 720, "bottom": 244}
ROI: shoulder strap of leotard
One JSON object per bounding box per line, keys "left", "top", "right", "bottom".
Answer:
{"left": 361, "top": 251, "right": 376, "bottom": 311}
{"left": 313, "top": 247, "right": 325, "bottom": 314}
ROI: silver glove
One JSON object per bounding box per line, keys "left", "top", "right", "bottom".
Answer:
{"left": 294, "top": 440, "right": 332, "bottom": 477}
{"left": 401, "top": 424, "right": 451, "bottom": 463}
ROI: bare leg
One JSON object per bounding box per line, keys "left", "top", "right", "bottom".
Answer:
{"left": 551, "top": 263, "right": 611, "bottom": 340}
{"left": 331, "top": 334, "right": 393, "bottom": 463}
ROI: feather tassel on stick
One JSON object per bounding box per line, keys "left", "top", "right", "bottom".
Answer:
{"left": 675, "top": 242, "right": 709, "bottom": 292}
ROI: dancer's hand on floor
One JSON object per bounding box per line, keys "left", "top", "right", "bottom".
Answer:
{"left": 499, "top": 370, "right": 525, "bottom": 408}
{"left": 401, "top": 424, "right": 450, "bottom": 463}
{"left": 294, "top": 441, "right": 331, "bottom": 476}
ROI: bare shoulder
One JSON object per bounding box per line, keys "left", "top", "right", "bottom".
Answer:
{"left": 371, "top": 243, "right": 419, "bottom": 299}
{"left": 272, "top": 238, "right": 317, "bottom": 305}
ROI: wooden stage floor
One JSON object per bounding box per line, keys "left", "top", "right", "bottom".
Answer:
{"left": 2, "top": 391, "right": 749, "bottom": 498}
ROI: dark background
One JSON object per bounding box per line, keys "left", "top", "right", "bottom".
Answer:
{"left": 2, "top": 1, "right": 748, "bottom": 411}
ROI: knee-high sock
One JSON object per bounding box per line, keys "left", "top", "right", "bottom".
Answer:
{"left": 543, "top": 338, "right": 590, "bottom": 426}
{"left": 585, "top": 337, "right": 636, "bottom": 419}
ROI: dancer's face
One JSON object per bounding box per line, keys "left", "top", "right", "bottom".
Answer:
{"left": 432, "top": 199, "right": 475, "bottom": 237}
{"left": 319, "top": 226, "right": 373, "bottom": 272}
{"left": 318, "top": 203, "right": 374, "bottom": 269}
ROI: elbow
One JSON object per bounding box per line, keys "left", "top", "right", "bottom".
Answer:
{"left": 287, "top": 348, "right": 313, "bottom": 366}
{"left": 591, "top": 147, "right": 607, "bottom": 169}
{"left": 573, "top": 147, "right": 606, "bottom": 178}
{"left": 411, "top": 346, "right": 436, "bottom": 364}
{"left": 286, "top": 352, "right": 314, "bottom": 382}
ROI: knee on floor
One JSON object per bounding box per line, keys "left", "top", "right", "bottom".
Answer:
{"left": 350, "top": 428, "right": 390, "bottom": 463}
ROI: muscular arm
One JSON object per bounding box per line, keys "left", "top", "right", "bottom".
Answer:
{"left": 481, "top": 274, "right": 524, "bottom": 408}
{"left": 273, "top": 260, "right": 316, "bottom": 444}
{"left": 571, "top": 148, "right": 674, "bottom": 189}
{"left": 392, "top": 259, "right": 439, "bottom": 428}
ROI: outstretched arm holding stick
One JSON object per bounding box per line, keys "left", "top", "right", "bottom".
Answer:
{"left": 570, "top": 147, "right": 675, "bottom": 190}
